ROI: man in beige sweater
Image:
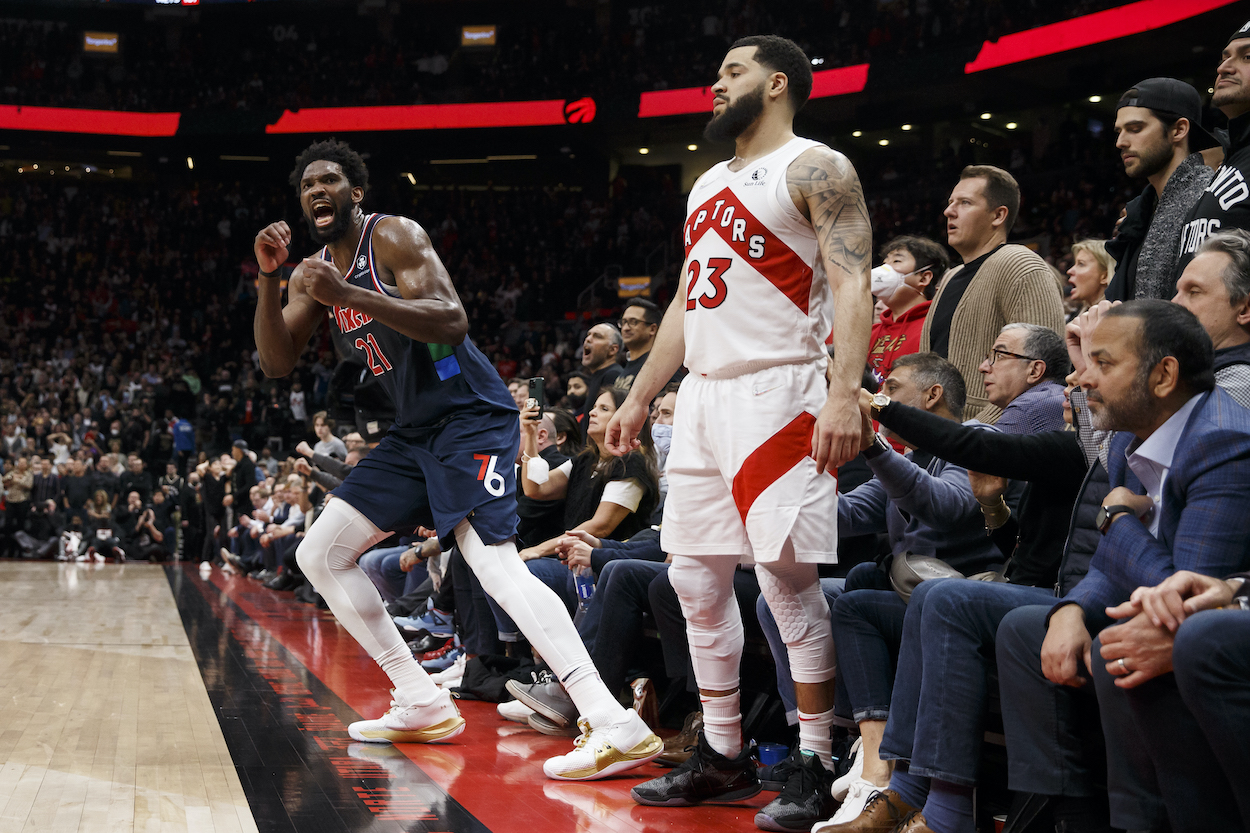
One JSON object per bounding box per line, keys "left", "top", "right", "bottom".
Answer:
{"left": 921, "top": 165, "right": 1065, "bottom": 422}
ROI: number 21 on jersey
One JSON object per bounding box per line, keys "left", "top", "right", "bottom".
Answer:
{"left": 686, "top": 256, "right": 731, "bottom": 311}
{"left": 355, "top": 333, "right": 393, "bottom": 376}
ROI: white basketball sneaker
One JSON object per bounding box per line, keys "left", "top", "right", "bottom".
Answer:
{"left": 497, "top": 699, "right": 536, "bottom": 724}
{"left": 542, "top": 709, "right": 663, "bottom": 781}
{"left": 348, "top": 689, "right": 466, "bottom": 744}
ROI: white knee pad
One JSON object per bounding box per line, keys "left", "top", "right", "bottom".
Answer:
{"left": 758, "top": 560, "right": 835, "bottom": 685}
{"left": 669, "top": 555, "right": 744, "bottom": 692}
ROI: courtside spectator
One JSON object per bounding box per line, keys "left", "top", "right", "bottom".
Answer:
{"left": 1175, "top": 23, "right": 1250, "bottom": 277}
{"left": 576, "top": 324, "right": 624, "bottom": 424}
{"left": 978, "top": 324, "right": 1069, "bottom": 434}
{"left": 921, "top": 165, "right": 1065, "bottom": 421}
{"left": 1105, "top": 78, "right": 1217, "bottom": 301}
{"left": 1171, "top": 229, "right": 1250, "bottom": 405}
{"left": 1066, "top": 239, "right": 1116, "bottom": 316}
{"left": 868, "top": 236, "right": 949, "bottom": 380}
{"left": 996, "top": 301, "right": 1250, "bottom": 833}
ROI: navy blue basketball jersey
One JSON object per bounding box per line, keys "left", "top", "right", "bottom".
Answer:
{"left": 322, "top": 213, "right": 516, "bottom": 431}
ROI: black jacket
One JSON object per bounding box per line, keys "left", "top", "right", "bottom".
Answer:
{"left": 876, "top": 401, "right": 1113, "bottom": 595}
{"left": 874, "top": 402, "right": 1087, "bottom": 588}
{"left": 1105, "top": 186, "right": 1153, "bottom": 302}
{"left": 1175, "top": 111, "right": 1250, "bottom": 279}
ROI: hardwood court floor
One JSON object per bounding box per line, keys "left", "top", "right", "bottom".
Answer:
{"left": 2, "top": 561, "right": 774, "bottom": 833}
{"left": 0, "top": 561, "right": 257, "bottom": 833}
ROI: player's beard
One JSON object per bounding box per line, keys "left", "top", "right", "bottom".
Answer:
{"left": 703, "top": 81, "right": 766, "bottom": 143}
{"left": 304, "top": 198, "right": 352, "bottom": 244}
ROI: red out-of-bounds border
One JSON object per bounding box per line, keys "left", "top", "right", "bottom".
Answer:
{"left": 0, "top": 105, "right": 180, "bottom": 136}
{"left": 637, "top": 63, "right": 869, "bottom": 118}
{"left": 965, "top": 0, "right": 1240, "bottom": 73}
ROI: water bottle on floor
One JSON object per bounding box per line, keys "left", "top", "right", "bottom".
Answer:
{"left": 572, "top": 566, "right": 595, "bottom": 626}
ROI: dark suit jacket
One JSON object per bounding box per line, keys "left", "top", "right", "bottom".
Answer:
{"left": 1059, "top": 387, "right": 1250, "bottom": 629}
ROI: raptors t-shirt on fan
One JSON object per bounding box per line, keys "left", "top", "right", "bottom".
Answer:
{"left": 682, "top": 137, "right": 833, "bottom": 377}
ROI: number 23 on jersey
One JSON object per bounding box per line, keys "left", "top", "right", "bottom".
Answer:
{"left": 686, "top": 256, "right": 732, "bottom": 311}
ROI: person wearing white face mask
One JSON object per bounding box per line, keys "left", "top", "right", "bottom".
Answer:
{"left": 868, "top": 236, "right": 950, "bottom": 382}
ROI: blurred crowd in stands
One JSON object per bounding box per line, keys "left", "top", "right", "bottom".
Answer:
{"left": 1, "top": 0, "right": 1126, "bottom": 111}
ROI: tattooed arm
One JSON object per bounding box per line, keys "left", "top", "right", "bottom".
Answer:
{"left": 788, "top": 145, "right": 874, "bottom": 473}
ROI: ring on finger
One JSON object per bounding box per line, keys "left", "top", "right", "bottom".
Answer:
{"left": 1117, "top": 657, "right": 1129, "bottom": 674}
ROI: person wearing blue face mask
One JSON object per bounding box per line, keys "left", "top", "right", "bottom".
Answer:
{"left": 868, "top": 236, "right": 950, "bottom": 383}
{"left": 650, "top": 385, "right": 678, "bottom": 510}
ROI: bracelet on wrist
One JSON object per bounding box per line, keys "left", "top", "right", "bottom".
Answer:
{"left": 977, "top": 495, "right": 1007, "bottom": 511}
{"left": 259, "top": 267, "right": 282, "bottom": 279}
{"left": 982, "top": 504, "right": 1011, "bottom": 532}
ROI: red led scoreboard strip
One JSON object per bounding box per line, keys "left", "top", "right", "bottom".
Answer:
{"left": 638, "top": 64, "right": 870, "bottom": 118}
{"left": 265, "top": 97, "right": 595, "bottom": 133}
{"left": 0, "top": 105, "right": 180, "bottom": 136}
{"left": 965, "top": 0, "right": 1241, "bottom": 73}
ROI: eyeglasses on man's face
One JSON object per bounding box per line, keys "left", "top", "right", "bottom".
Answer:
{"left": 984, "top": 348, "right": 1039, "bottom": 366}
{"left": 618, "top": 317, "right": 651, "bottom": 329}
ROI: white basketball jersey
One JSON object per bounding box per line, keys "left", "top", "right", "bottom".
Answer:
{"left": 681, "top": 136, "right": 833, "bottom": 378}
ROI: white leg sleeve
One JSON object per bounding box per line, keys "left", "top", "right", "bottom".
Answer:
{"left": 668, "top": 554, "right": 744, "bottom": 692}
{"left": 756, "top": 553, "right": 835, "bottom": 685}
{"left": 297, "top": 498, "right": 439, "bottom": 704}
{"left": 453, "top": 520, "right": 625, "bottom": 727}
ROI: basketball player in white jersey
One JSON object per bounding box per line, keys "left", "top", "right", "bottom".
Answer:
{"left": 606, "top": 35, "right": 873, "bottom": 829}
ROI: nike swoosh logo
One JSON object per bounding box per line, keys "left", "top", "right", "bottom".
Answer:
{"left": 753, "top": 384, "right": 782, "bottom": 396}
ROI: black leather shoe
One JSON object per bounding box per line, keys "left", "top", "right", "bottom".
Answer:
{"left": 631, "top": 731, "right": 760, "bottom": 807}
{"left": 264, "top": 572, "right": 300, "bottom": 592}
{"left": 406, "top": 632, "right": 452, "bottom": 654}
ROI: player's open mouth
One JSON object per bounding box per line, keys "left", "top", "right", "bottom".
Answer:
{"left": 312, "top": 202, "right": 335, "bottom": 227}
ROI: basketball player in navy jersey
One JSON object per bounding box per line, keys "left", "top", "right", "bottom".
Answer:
{"left": 253, "top": 139, "right": 660, "bottom": 780}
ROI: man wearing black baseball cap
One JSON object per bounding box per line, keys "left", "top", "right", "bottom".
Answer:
{"left": 1174, "top": 22, "right": 1250, "bottom": 280}
{"left": 1105, "top": 77, "right": 1217, "bottom": 302}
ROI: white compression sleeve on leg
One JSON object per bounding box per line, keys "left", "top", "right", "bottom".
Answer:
{"left": 668, "top": 554, "right": 744, "bottom": 691}
{"left": 453, "top": 520, "right": 627, "bottom": 729}
{"left": 756, "top": 558, "right": 835, "bottom": 684}
{"left": 297, "top": 498, "right": 440, "bottom": 705}
{"left": 668, "top": 554, "right": 745, "bottom": 756}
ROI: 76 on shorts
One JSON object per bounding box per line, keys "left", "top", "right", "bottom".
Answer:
{"left": 473, "top": 454, "right": 507, "bottom": 497}
{"left": 686, "top": 257, "right": 730, "bottom": 310}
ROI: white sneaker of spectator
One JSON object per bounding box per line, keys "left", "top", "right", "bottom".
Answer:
{"left": 429, "top": 652, "right": 467, "bottom": 687}
{"left": 831, "top": 736, "right": 864, "bottom": 800}
{"left": 815, "top": 777, "right": 881, "bottom": 831}
{"left": 497, "top": 699, "right": 535, "bottom": 725}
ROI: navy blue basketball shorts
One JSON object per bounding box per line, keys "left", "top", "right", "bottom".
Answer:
{"left": 331, "top": 410, "right": 520, "bottom": 551}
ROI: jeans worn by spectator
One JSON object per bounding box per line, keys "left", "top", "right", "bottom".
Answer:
{"left": 577, "top": 558, "right": 669, "bottom": 696}
{"left": 878, "top": 579, "right": 1059, "bottom": 789}
{"left": 359, "top": 544, "right": 429, "bottom": 605}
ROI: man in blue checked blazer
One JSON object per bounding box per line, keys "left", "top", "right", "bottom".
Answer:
{"left": 995, "top": 300, "right": 1250, "bottom": 833}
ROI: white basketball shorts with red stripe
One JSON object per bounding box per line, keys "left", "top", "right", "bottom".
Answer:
{"left": 660, "top": 358, "right": 838, "bottom": 564}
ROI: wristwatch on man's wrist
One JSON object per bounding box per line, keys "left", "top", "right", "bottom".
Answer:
{"left": 1096, "top": 503, "right": 1135, "bottom": 534}
{"left": 870, "top": 392, "right": 890, "bottom": 418}
{"left": 862, "top": 432, "right": 891, "bottom": 460}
